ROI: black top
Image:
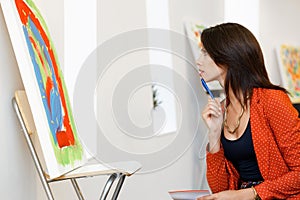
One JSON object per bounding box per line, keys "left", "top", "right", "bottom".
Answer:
{"left": 293, "top": 103, "right": 300, "bottom": 118}
{"left": 221, "top": 121, "right": 263, "bottom": 181}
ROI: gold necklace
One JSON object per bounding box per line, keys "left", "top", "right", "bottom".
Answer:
{"left": 223, "top": 105, "right": 245, "bottom": 134}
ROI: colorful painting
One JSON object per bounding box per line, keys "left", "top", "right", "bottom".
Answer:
{"left": 1, "top": 0, "right": 86, "bottom": 178}
{"left": 277, "top": 45, "right": 300, "bottom": 103}
{"left": 183, "top": 18, "right": 222, "bottom": 90}
{"left": 183, "top": 19, "right": 206, "bottom": 59}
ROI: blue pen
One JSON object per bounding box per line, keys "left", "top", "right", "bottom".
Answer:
{"left": 201, "top": 78, "right": 215, "bottom": 99}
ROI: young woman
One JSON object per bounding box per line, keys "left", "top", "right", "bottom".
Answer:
{"left": 197, "top": 23, "right": 300, "bottom": 200}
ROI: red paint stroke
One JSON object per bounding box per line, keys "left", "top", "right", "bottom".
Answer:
{"left": 15, "top": 0, "right": 74, "bottom": 148}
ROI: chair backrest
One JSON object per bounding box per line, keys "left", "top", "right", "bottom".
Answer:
{"left": 14, "top": 90, "right": 49, "bottom": 176}
{"left": 15, "top": 90, "right": 36, "bottom": 135}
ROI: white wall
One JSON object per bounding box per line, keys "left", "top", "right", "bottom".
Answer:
{"left": 259, "top": 0, "right": 300, "bottom": 85}
{"left": 1, "top": 0, "right": 300, "bottom": 199}
{"left": 0, "top": 3, "right": 35, "bottom": 199}
{"left": 96, "top": 1, "right": 224, "bottom": 199}
{"left": 169, "top": 0, "right": 224, "bottom": 30}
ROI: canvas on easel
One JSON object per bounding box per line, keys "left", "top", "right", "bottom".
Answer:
{"left": 1, "top": 0, "right": 87, "bottom": 179}
{"left": 276, "top": 44, "right": 300, "bottom": 103}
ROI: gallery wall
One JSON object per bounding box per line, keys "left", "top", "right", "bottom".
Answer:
{"left": 1, "top": 0, "right": 300, "bottom": 199}
{"left": 0, "top": 4, "right": 35, "bottom": 199}
{"left": 96, "top": 0, "right": 223, "bottom": 199}
{"left": 259, "top": 0, "right": 300, "bottom": 85}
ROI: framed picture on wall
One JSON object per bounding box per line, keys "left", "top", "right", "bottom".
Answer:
{"left": 1, "top": 0, "right": 87, "bottom": 179}
{"left": 276, "top": 44, "right": 300, "bottom": 103}
{"left": 183, "top": 18, "right": 222, "bottom": 91}
{"left": 183, "top": 18, "right": 206, "bottom": 59}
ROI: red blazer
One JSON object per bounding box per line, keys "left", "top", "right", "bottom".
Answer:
{"left": 206, "top": 88, "right": 300, "bottom": 199}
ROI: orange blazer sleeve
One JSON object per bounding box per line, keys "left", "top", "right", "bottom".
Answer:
{"left": 206, "top": 147, "right": 240, "bottom": 192}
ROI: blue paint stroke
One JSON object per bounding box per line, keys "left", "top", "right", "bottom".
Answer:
{"left": 22, "top": 17, "right": 63, "bottom": 145}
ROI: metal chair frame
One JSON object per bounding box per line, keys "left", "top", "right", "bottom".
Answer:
{"left": 12, "top": 91, "right": 140, "bottom": 200}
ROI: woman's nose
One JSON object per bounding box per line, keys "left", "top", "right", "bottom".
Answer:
{"left": 196, "top": 57, "right": 202, "bottom": 67}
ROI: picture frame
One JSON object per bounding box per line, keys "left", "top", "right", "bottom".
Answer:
{"left": 183, "top": 18, "right": 222, "bottom": 91}
{"left": 276, "top": 44, "right": 300, "bottom": 103}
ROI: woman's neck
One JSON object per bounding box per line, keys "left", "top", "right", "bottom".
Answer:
{"left": 227, "top": 89, "right": 245, "bottom": 109}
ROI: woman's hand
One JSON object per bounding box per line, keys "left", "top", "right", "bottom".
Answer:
{"left": 197, "top": 189, "right": 255, "bottom": 200}
{"left": 202, "top": 98, "right": 223, "bottom": 153}
{"left": 202, "top": 98, "right": 223, "bottom": 132}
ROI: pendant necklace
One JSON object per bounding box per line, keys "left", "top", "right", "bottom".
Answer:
{"left": 223, "top": 104, "right": 245, "bottom": 134}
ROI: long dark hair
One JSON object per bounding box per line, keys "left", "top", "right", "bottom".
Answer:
{"left": 201, "top": 23, "right": 286, "bottom": 106}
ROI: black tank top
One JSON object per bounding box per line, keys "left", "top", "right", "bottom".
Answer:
{"left": 221, "top": 121, "right": 263, "bottom": 181}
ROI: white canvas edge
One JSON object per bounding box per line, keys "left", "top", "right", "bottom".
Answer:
{"left": 276, "top": 45, "right": 287, "bottom": 86}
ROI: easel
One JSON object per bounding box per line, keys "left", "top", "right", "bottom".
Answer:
{"left": 12, "top": 90, "right": 141, "bottom": 200}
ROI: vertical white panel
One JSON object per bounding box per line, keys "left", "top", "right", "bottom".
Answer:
{"left": 64, "top": 0, "right": 97, "bottom": 156}
{"left": 146, "top": 0, "right": 177, "bottom": 135}
{"left": 64, "top": 0, "right": 97, "bottom": 103}
{"left": 224, "top": 0, "right": 259, "bottom": 37}
{"left": 146, "top": 0, "right": 170, "bottom": 29}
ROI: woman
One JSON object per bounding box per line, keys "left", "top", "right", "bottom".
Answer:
{"left": 197, "top": 23, "right": 300, "bottom": 199}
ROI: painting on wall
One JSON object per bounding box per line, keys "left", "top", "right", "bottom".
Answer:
{"left": 1, "top": 0, "right": 87, "bottom": 179}
{"left": 183, "top": 18, "right": 206, "bottom": 60}
{"left": 276, "top": 44, "right": 300, "bottom": 103}
{"left": 183, "top": 18, "right": 222, "bottom": 91}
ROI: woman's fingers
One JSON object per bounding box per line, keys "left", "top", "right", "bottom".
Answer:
{"left": 202, "top": 98, "right": 222, "bottom": 119}
{"left": 197, "top": 194, "right": 216, "bottom": 200}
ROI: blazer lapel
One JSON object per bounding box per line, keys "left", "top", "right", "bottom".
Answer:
{"left": 250, "top": 88, "right": 270, "bottom": 179}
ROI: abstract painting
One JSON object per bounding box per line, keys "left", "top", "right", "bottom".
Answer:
{"left": 1, "top": 0, "right": 87, "bottom": 178}
{"left": 277, "top": 44, "right": 300, "bottom": 103}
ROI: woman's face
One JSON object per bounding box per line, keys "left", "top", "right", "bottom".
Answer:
{"left": 196, "top": 48, "right": 226, "bottom": 86}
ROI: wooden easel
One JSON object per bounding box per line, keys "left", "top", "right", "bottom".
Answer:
{"left": 12, "top": 90, "right": 141, "bottom": 200}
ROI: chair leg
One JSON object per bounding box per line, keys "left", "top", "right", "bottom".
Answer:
{"left": 111, "top": 173, "right": 126, "bottom": 200}
{"left": 99, "top": 173, "right": 118, "bottom": 200}
{"left": 71, "top": 178, "right": 85, "bottom": 200}
{"left": 12, "top": 98, "right": 55, "bottom": 200}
